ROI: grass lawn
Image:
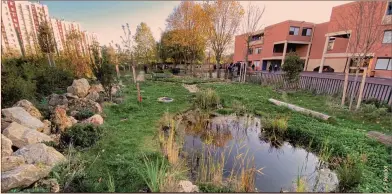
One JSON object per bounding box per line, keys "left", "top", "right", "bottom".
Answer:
{"left": 79, "top": 79, "right": 391, "bottom": 193}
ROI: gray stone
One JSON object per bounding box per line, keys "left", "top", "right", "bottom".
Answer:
{"left": 2, "top": 107, "right": 44, "bottom": 130}
{"left": 1, "top": 134, "right": 13, "bottom": 156}
{"left": 48, "top": 94, "right": 68, "bottom": 111}
{"left": 3, "top": 122, "right": 52, "bottom": 148}
{"left": 86, "top": 91, "right": 100, "bottom": 102}
{"left": 65, "top": 93, "right": 79, "bottom": 99}
{"left": 68, "top": 98, "right": 102, "bottom": 114}
{"left": 1, "top": 164, "right": 50, "bottom": 192}
{"left": 82, "top": 114, "right": 104, "bottom": 126}
{"left": 1, "top": 155, "right": 25, "bottom": 172}
{"left": 89, "top": 84, "right": 105, "bottom": 93}
{"left": 177, "top": 180, "right": 199, "bottom": 192}
{"left": 39, "top": 120, "right": 52, "bottom": 135}
{"left": 13, "top": 143, "right": 66, "bottom": 167}
{"left": 13, "top": 100, "right": 42, "bottom": 120}
{"left": 67, "top": 78, "right": 90, "bottom": 98}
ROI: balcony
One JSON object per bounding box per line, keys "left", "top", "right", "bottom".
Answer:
{"left": 250, "top": 39, "right": 264, "bottom": 46}
{"left": 272, "top": 52, "right": 283, "bottom": 57}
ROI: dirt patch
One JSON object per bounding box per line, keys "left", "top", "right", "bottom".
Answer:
{"left": 183, "top": 84, "right": 199, "bottom": 93}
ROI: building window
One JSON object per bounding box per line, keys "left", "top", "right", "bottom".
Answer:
{"left": 301, "top": 28, "right": 312, "bottom": 36}
{"left": 327, "top": 37, "right": 335, "bottom": 51}
{"left": 289, "top": 26, "right": 300, "bottom": 35}
{"left": 387, "top": 2, "right": 392, "bottom": 15}
{"left": 248, "top": 48, "right": 253, "bottom": 55}
{"left": 254, "top": 47, "right": 262, "bottom": 54}
{"left": 382, "top": 30, "right": 392, "bottom": 43}
{"left": 375, "top": 58, "right": 392, "bottom": 70}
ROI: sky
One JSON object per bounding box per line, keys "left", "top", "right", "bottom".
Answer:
{"left": 43, "top": 1, "right": 349, "bottom": 47}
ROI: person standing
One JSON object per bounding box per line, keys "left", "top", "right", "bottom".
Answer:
{"left": 143, "top": 64, "right": 148, "bottom": 74}
{"left": 274, "top": 64, "right": 278, "bottom": 73}
{"left": 268, "top": 64, "right": 272, "bottom": 73}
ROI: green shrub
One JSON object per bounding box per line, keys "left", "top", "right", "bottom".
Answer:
{"left": 282, "top": 52, "right": 304, "bottom": 84}
{"left": 231, "top": 100, "right": 246, "bottom": 116}
{"left": 74, "top": 110, "right": 95, "bottom": 120}
{"left": 60, "top": 124, "right": 103, "bottom": 149}
{"left": 359, "top": 104, "right": 388, "bottom": 120}
{"left": 337, "top": 155, "right": 364, "bottom": 192}
{"left": 35, "top": 66, "right": 74, "bottom": 98}
{"left": 363, "top": 98, "right": 391, "bottom": 112}
{"left": 261, "top": 116, "right": 288, "bottom": 135}
{"left": 194, "top": 88, "right": 220, "bottom": 111}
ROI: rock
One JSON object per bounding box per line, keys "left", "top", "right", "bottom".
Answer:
{"left": 1, "top": 155, "right": 25, "bottom": 172}
{"left": 177, "top": 180, "right": 199, "bottom": 192}
{"left": 67, "top": 78, "right": 90, "bottom": 98}
{"left": 1, "top": 164, "right": 50, "bottom": 192}
{"left": 111, "top": 85, "right": 121, "bottom": 96}
{"left": 51, "top": 107, "right": 73, "bottom": 132}
{"left": 367, "top": 131, "right": 392, "bottom": 146}
{"left": 89, "top": 84, "right": 105, "bottom": 93}
{"left": 68, "top": 98, "right": 102, "bottom": 114}
{"left": 2, "top": 107, "right": 44, "bottom": 130}
{"left": 38, "top": 120, "right": 52, "bottom": 135}
{"left": 13, "top": 100, "right": 42, "bottom": 120}
{"left": 86, "top": 91, "right": 100, "bottom": 102}
{"left": 1, "top": 118, "right": 12, "bottom": 132}
{"left": 48, "top": 94, "right": 68, "bottom": 111}
{"left": 49, "top": 134, "right": 61, "bottom": 145}
{"left": 82, "top": 114, "right": 104, "bottom": 126}
{"left": 2, "top": 134, "right": 13, "bottom": 156}
{"left": 69, "top": 116, "right": 78, "bottom": 124}
{"left": 36, "top": 178, "right": 60, "bottom": 193}
{"left": 70, "top": 110, "right": 79, "bottom": 117}
{"left": 65, "top": 93, "right": 79, "bottom": 99}
{"left": 3, "top": 122, "right": 52, "bottom": 148}
{"left": 113, "top": 97, "right": 124, "bottom": 104}
{"left": 13, "top": 143, "right": 66, "bottom": 167}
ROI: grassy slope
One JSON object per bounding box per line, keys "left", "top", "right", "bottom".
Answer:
{"left": 81, "top": 80, "right": 192, "bottom": 192}
{"left": 81, "top": 79, "right": 390, "bottom": 193}
{"left": 202, "top": 83, "right": 391, "bottom": 193}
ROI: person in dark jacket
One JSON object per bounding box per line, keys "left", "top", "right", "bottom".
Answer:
{"left": 143, "top": 65, "right": 148, "bottom": 74}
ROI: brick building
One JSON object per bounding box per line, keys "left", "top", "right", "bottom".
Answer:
{"left": 233, "top": 1, "right": 392, "bottom": 78}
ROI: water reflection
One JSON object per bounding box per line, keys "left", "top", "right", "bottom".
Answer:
{"left": 181, "top": 113, "right": 338, "bottom": 192}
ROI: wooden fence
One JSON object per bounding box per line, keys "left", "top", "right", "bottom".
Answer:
{"left": 246, "top": 72, "right": 392, "bottom": 105}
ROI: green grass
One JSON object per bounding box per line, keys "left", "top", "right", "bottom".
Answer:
{"left": 79, "top": 80, "right": 192, "bottom": 192}
{"left": 73, "top": 78, "right": 390, "bottom": 193}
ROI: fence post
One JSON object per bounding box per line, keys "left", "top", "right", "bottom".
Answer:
{"left": 341, "top": 70, "right": 349, "bottom": 107}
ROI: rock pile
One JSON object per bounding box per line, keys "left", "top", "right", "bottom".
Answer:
{"left": 1, "top": 78, "right": 123, "bottom": 192}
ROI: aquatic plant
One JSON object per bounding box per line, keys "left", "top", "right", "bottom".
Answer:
{"left": 337, "top": 154, "right": 364, "bottom": 192}
{"left": 261, "top": 116, "right": 288, "bottom": 135}
{"left": 231, "top": 100, "right": 246, "bottom": 116}
{"left": 194, "top": 88, "right": 220, "bottom": 111}
{"left": 137, "top": 154, "right": 169, "bottom": 192}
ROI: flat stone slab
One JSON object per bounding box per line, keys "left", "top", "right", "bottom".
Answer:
{"left": 366, "top": 131, "right": 392, "bottom": 146}
{"left": 2, "top": 107, "right": 44, "bottom": 130}
{"left": 158, "top": 97, "right": 174, "bottom": 103}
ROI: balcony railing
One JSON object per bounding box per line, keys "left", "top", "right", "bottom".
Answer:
{"left": 250, "top": 39, "right": 264, "bottom": 46}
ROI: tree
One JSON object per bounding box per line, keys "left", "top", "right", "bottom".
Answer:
{"left": 159, "top": 30, "right": 186, "bottom": 66}
{"left": 282, "top": 52, "right": 304, "bottom": 88}
{"left": 133, "top": 22, "right": 157, "bottom": 66}
{"left": 208, "top": 0, "right": 244, "bottom": 78}
{"left": 334, "top": 1, "right": 386, "bottom": 110}
{"left": 90, "top": 44, "right": 117, "bottom": 101}
{"left": 166, "top": 1, "right": 209, "bottom": 75}
{"left": 119, "top": 23, "right": 133, "bottom": 71}
{"left": 240, "top": 2, "right": 265, "bottom": 82}
{"left": 37, "top": 20, "right": 56, "bottom": 67}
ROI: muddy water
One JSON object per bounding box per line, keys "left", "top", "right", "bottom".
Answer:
{"left": 182, "top": 115, "right": 338, "bottom": 192}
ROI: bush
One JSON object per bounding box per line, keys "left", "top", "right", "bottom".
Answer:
{"left": 74, "top": 110, "right": 95, "bottom": 120}
{"left": 60, "top": 124, "right": 103, "bottom": 149}
{"left": 363, "top": 98, "right": 391, "bottom": 112}
{"left": 194, "top": 88, "right": 220, "bottom": 111}
{"left": 337, "top": 155, "right": 364, "bottom": 192}
{"left": 35, "top": 66, "right": 74, "bottom": 98}
{"left": 231, "top": 100, "right": 246, "bottom": 116}
{"left": 358, "top": 104, "right": 388, "bottom": 120}
{"left": 282, "top": 52, "right": 304, "bottom": 84}
{"left": 261, "top": 116, "right": 288, "bottom": 135}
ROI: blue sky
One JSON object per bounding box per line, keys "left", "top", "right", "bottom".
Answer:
{"left": 43, "top": 1, "right": 348, "bottom": 48}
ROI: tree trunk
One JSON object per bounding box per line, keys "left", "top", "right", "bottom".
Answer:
{"left": 46, "top": 53, "right": 52, "bottom": 67}
{"left": 341, "top": 59, "right": 350, "bottom": 107}
{"left": 355, "top": 67, "right": 367, "bottom": 111}
{"left": 348, "top": 60, "right": 361, "bottom": 110}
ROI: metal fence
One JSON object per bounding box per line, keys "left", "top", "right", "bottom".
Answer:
{"left": 246, "top": 72, "right": 392, "bottom": 105}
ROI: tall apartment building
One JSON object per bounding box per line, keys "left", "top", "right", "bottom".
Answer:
{"left": 1, "top": 0, "right": 99, "bottom": 57}
{"left": 233, "top": 1, "right": 392, "bottom": 78}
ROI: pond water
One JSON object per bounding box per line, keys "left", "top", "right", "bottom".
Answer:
{"left": 181, "top": 114, "right": 338, "bottom": 192}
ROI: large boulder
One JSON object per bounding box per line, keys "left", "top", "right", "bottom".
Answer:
{"left": 13, "top": 100, "right": 42, "bottom": 120}
{"left": 67, "top": 78, "right": 90, "bottom": 98}
{"left": 48, "top": 94, "right": 68, "bottom": 111}
{"left": 1, "top": 155, "right": 25, "bottom": 172}
{"left": 1, "top": 117, "right": 12, "bottom": 132}
{"left": 86, "top": 91, "right": 100, "bottom": 102}
{"left": 82, "top": 114, "right": 104, "bottom": 126}
{"left": 3, "top": 122, "right": 53, "bottom": 148}
{"left": 68, "top": 98, "right": 102, "bottom": 114}
{"left": 2, "top": 134, "right": 13, "bottom": 156}
{"left": 111, "top": 85, "right": 121, "bottom": 96}
{"left": 2, "top": 107, "right": 44, "bottom": 130}
{"left": 51, "top": 107, "right": 73, "bottom": 132}
{"left": 1, "top": 164, "right": 50, "bottom": 192}
{"left": 13, "top": 143, "right": 66, "bottom": 167}
{"left": 65, "top": 93, "right": 79, "bottom": 100}
{"left": 38, "top": 120, "right": 52, "bottom": 135}
{"left": 177, "top": 180, "right": 199, "bottom": 192}
{"left": 89, "top": 84, "right": 105, "bottom": 93}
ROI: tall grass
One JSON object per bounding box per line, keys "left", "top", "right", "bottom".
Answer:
{"left": 137, "top": 154, "right": 169, "bottom": 192}
{"left": 194, "top": 88, "right": 220, "bottom": 111}
{"left": 337, "top": 154, "right": 364, "bottom": 192}
{"left": 232, "top": 100, "right": 246, "bottom": 116}
{"left": 157, "top": 112, "right": 181, "bottom": 165}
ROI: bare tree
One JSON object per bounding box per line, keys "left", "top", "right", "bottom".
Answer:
{"left": 240, "top": 2, "right": 265, "bottom": 82}
{"left": 336, "top": 1, "right": 386, "bottom": 110}
{"left": 209, "top": 0, "right": 243, "bottom": 79}
{"left": 120, "top": 23, "right": 133, "bottom": 72}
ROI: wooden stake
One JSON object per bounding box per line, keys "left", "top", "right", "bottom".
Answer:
{"left": 355, "top": 67, "right": 367, "bottom": 110}
{"left": 137, "top": 83, "right": 142, "bottom": 103}
{"left": 341, "top": 67, "right": 349, "bottom": 107}
{"left": 132, "top": 65, "right": 137, "bottom": 84}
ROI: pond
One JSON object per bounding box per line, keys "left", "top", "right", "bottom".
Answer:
{"left": 180, "top": 114, "right": 338, "bottom": 192}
